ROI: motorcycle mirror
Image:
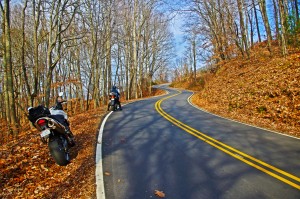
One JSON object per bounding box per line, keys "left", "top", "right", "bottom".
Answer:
{"left": 58, "top": 92, "right": 64, "bottom": 97}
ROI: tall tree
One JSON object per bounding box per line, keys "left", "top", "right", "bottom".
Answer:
{"left": 237, "top": 0, "right": 250, "bottom": 58}
{"left": 252, "top": 0, "right": 261, "bottom": 42}
{"left": 294, "top": 0, "right": 299, "bottom": 23}
{"left": 32, "top": 0, "right": 43, "bottom": 106}
{"left": 44, "top": 0, "right": 79, "bottom": 106}
{"left": 272, "top": 0, "right": 280, "bottom": 41}
{"left": 0, "top": 0, "right": 18, "bottom": 135}
{"left": 21, "top": 0, "right": 30, "bottom": 107}
{"left": 258, "top": 0, "right": 273, "bottom": 54}
{"left": 278, "top": 0, "right": 288, "bottom": 56}
{"left": 103, "top": 0, "right": 113, "bottom": 102}
{"left": 0, "top": 0, "right": 175, "bottom": 131}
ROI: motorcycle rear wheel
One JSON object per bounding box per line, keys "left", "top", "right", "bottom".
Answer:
{"left": 114, "top": 104, "right": 118, "bottom": 111}
{"left": 109, "top": 105, "right": 114, "bottom": 111}
{"left": 109, "top": 103, "right": 118, "bottom": 111}
{"left": 48, "top": 135, "right": 70, "bottom": 166}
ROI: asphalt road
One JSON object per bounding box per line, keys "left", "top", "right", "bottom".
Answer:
{"left": 100, "top": 85, "right": 300, "bottom": 199}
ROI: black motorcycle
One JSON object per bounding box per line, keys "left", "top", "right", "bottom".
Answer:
{"left": 28, "top": 93, "right": 75, "bottom": 166}
{"left": 107, "top": 91, "right": 121, "bottom": 111}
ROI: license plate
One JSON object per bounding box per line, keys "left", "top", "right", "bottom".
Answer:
{"left": 41, "top": 129, "right": 51, "bottom": 138}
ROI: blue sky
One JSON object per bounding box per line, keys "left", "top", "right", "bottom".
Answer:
{"left": 170, "top": 14, "right": 186, "bottom": 57}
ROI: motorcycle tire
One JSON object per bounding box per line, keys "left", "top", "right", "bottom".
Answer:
{"left": 109, "top": 104, "right": 116, "bottom": 111}
{"left": 48, "top": 135, "right": 70, "bottom": 166}
{"left": 67, "top": 135, "right": 76, "bottom": 147}
{"left": 114, "top": 104, "right": 118, "bottom": 111}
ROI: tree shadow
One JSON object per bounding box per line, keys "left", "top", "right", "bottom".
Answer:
{"left": 100, "top": 89, "right": 300, "bottom": 199}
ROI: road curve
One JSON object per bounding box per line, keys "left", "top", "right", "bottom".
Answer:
{"left": 98, "top": 85, "right": 300, "bottom": 199}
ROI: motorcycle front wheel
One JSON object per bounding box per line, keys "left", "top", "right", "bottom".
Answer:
{"left": 48, "top": 135, "right": 70, "bottom": 166}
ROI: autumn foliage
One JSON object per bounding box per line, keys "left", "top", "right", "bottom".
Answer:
{"left": 0, "top": 108, "right": 102, "bottom": 198}
{"left": 171, "top": 45, "right": 300, "bottom": 138}
{"left": 0, "top": 89, "right": 163, "bottom": 198}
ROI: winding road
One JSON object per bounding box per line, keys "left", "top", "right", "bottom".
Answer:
{"left": 96, "top": 85, "right": 300, "bottom": 199}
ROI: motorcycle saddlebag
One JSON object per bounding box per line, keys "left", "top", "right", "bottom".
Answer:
{"left": 28, "top": 105, "right": 51, "bottom": 123}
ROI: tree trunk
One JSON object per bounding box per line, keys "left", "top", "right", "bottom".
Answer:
{"left": 278, "top": 0, "right": 288, "bottom": 56}
{"left": 258, "top": 0, "right": 273, "bottom": 54}
{"left": 252, "top": 0, "right": 261, "bottom": 42}
{"left": 272, "top": 0, "right": 280, "bottom": 41}
{"left": 237, "top": 0, "right": 250, "bottom": 58}
{"left": 3, "top": 0, "right": 18, "bottom": 135}
{"left": 75, "top": 48, "right": 84, "bottom": 112}
{"left": 2, "top": 8, "right": 10, "bottom": 127}
{"left": 248, "top": 12, "right": 254, "bottom": 46}
{"left": 192, "top": 38, "right": 197, "bottom": 81}
{"left": 295, "top": 0, "right": 299, "bottom": 22}
{"left": 33, "top": 0, "right": 42, "bottom": 106}
{"left": 132, "top": 0, "right": 138, "bottom": 99}
{"left": 21, "top": 0, "right": 31, "bottom": 107}
{"left": 106, "top": 25, "right": 112, "bottom": 97}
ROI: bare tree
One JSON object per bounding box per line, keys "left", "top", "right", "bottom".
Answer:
{"left": 20, "top": 1, "right": 31, "bottom": 107}
{"left": 258, "top": 0, "right": 273, "bottom": 54}
{"left": 0, "top": 0, "right": 18, "bottom": 135}
{"left": 44, "top": 0, "right": 79, "bottom": 106}
{"left": 31, "top": 0, "right": 43, "bottom": 106}
{"left": 237, "top": 0, "right": 250, "bottom": 58}
{"left": 294, "top": 0, "right": 299, "bottom": 22}
{"left": 0, "top": 0, "right": 175, "bottom": 135}
{"left": 278, "top": 0, "right": 288, "bottom": 56}
{"left": 252, "top": 0, "right": 261, "bottom": 42}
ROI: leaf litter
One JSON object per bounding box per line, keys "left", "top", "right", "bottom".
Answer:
{"left": 172, "top": 46, "right": 300, "bottom": 138}
{"left": 0, "top": 107, "right": 106, "bottom": 199}
{"left": 0, "top": 89, "right": 164, "bottom": 198}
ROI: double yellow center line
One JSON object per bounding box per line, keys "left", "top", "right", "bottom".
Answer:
{"left": 155, "top": 92, "right": 300, "bottom": 190}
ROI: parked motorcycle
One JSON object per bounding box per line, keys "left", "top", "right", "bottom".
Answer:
{"left": 107, "top": 91, "right": 121, "bottom": 111}
{"left": 28, "top": 92, "right": 75, "bottom": 166}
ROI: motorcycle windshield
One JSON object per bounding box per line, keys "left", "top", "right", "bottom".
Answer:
{"left": 50, "top": 110, "right": 68, "bottom": 119}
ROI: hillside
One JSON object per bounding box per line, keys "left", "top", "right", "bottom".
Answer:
{"left": 0, "top": 89, "right": 164, "bottom": 198}
{"left": 171, "top": 45, "right": 300, "bottom": 138}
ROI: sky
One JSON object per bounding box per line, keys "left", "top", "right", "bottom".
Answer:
{"left": 170, "top": 14, "right": 186, "bottom": 57}
{"left": 162, "top": 0, "right": 191, "bottom": 59}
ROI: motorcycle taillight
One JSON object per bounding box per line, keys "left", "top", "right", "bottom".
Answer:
{"left": 37, "top": 119, "right": 47, "bottom": 127}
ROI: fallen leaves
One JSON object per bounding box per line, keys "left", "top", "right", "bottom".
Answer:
{"left": 173, "top": 46, "right": 300, "bottom": 138}
{"left": 0, "top": 107, "right": 106, "bottom": 199}
{"left": 154, "top": 190, "right": 166, "bottom": 198}
{"left": 104, "top": 171, "right": 111, "bottom": 176}
{"left": 0, "top": 89, "right": 164, "bottom": 199}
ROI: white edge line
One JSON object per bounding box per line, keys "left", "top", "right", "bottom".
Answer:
{"left": 96, "top": 111, "right": 113, "bottom": 199}
{"left": 186, "top": 91, "right": 300, "bottom": 140}
{"left": 95, "top": 86, "right": 168, "bottom": 199}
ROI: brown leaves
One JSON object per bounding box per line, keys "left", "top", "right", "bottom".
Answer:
{"left": 0, "top": 91, "right": 165, "bottom": 198}
{"left": 0, "top": 107, "right": 107, "bottom": 199}
{"left": 174, "top": 46, "right": 300, "bottom": 137}
{"left": 154, "top": 190, "right": 166, "bottom": 198}
{"left": 104, "top": 171, "right": 111, "bottom": 176}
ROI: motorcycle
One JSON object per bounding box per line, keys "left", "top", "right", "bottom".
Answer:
{"left": 107, "top": 91, "right": 121, "bottom": 111}
{"left": 28, "top": 92, "right": 75, "bottom": 166}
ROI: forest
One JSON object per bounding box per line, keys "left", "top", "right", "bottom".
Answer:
{"left": 0, "top": 0, "right": 299, "bottom": 198}
{"left": 0, "top": 0, "right": 299, "bottom": 137}
{"left": 1, "top": 0, "right": 174, "bottom": 138}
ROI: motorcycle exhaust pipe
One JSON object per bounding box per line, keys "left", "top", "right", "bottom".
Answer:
{"left": 48, "top": 119, "right": 55, "bottom": 128}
